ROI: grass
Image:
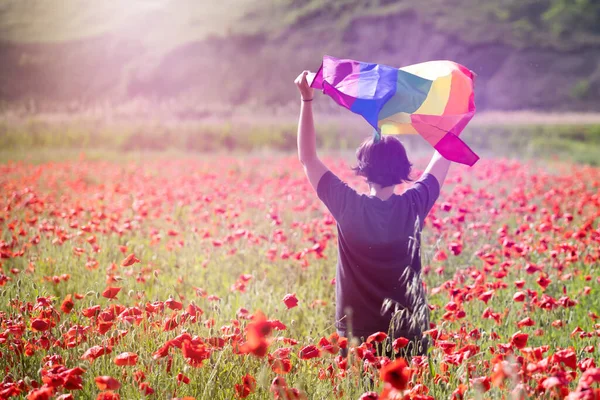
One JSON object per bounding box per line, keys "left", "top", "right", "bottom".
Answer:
{"left": 1, "top": 118, "right": 600, "bottom": 165}
{"left": 0, "top": 150, "right": 598, "bottom": 399}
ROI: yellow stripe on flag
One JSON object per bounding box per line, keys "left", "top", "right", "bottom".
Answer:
{"left": 412, "top": 73, "right": 452, "bottom": 116}
{"left": 379, "top": 113, "right": 419, "bottom": 135}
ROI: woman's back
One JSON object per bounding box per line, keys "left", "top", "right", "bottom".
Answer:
{"left": 317, "top": 171, "right": 439, "bottom": 338}
{"left": 294, "top": 68, "right": 451, "bottom": 352}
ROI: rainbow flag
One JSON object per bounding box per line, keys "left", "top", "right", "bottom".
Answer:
{"left": 310, "top": 55, "right": 479, "bottom": 166}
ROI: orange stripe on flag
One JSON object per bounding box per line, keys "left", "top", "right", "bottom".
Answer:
{"left": 443, "top": 69, "right": 472, "bottom": 115}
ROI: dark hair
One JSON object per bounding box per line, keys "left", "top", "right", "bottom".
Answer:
{"left": 352, "top": 136, "right": 412, "bottom": 187}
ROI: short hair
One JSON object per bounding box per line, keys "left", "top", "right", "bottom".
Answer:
{"left": 352, "top": 135, "right": 412, "bottom": 187}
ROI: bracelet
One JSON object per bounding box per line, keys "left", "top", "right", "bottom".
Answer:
{"left": 302, "top": 98, "right": 313, "bottom": 102}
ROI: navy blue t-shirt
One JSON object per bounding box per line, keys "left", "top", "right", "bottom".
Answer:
{"left": 317, "top": 171, "right": 440, "bottom": 339}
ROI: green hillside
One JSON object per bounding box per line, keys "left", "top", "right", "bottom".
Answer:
{"left": 2, "top": 0, "right": 599, "bottom": 49}
{"left": 0, "top": 0, "right": 598, "bottom": 111}
{"left": 244, "top": 0, "right": 600, "bottom": 49}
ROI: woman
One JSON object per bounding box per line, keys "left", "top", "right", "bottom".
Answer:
{"left": 295, "top": 70, "right": 451, "bottom": 357}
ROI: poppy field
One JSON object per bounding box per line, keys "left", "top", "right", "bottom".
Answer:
{"left": 0, "top": 153, "right": 599, "bottom": 399}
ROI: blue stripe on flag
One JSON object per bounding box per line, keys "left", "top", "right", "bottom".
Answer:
{"left": 350, "top": 62, "right": 398, "bottom": 130}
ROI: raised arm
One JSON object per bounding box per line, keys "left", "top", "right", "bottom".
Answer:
{"left": 295, "top": 70, "right": 329, "bottom": 191}
{"left": 423, "top": 150, "right": 451, "bottom": 188}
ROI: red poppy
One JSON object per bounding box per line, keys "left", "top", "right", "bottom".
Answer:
{"left": 438, "top": 340, "right": 457, "bottom": 354}
{"left": 552, "top": 348, "right": 577, "bottom": 369}
{"left": 517, "top": 317, "right": 535, "bottom": 328}
{"left": 298, "top": 345, "right": 320, "bottom": 360}
{"left": 450, "top": 383, "right": 467, "bottom": 399}
{"left": 282, "top": 293, "right": 298, "bottom": 309}
{"left": 240, "top": 311, "right": 273, "bottom": 357}
{"left": 449, "top": 242, "right": 462, "bottom": 256}
{"left": 240, "top": 330, "right": 269, "bottom": 357}
{"left": 114, "top": 352, "right": 138, "bottom": 366}
{"left": 96, "top": 392, "right": 120, "bottom": 400}
{"left": 102, "top": 287, "right": 121, "bottom": 299}
{"left": 234, "top": 374, "right": 256, "bottom": 398}
{"left": 514, "top": 280, "right": 526, "bottom": 288}
{"left": 393, "top": 337, "right": 410, "bottom": 351}
{"left": 27, "top": 386, "right": 53, "bottom": 400}
{"left": 510, "top": 332, "right": 528, "bottom": 349}
{"left": 579, "top": 367, "right": 600, "bottom": 386}
{"left": 423, "top": 329, "right": 439, "bottom": 341}
{"left": 471, "top": 376, "right": 491, "bottom": 393}
{"left": 95, "top": 376, "right": 121, "bottom": 391}
{"left": 270, "top": 376, "right": 288, "bottom": 394}
{"left": 82, "top": 305, "right": 101, "bottom": 318}
{"left": 269, "top": 319, "right": 287, "bottom": 331}
{"left": 513, "top": 292, "right": 526, "bottom": 302}
{"left": 61, "top": 294, "right": 74, "bottom": 313}
{"left": 552, "top": 319, "right": 565, "bottom": 328}
{"left": 97, "top": 320, "right": 113, "bottom": 334}
{"left": 380, "top": 357, "right": 412, "bottom": 391}
{"left": 163, "top": 313, "right": 179, "bottom": 331}
{"left": 121, "top": 253, "right": 140, "bottom": 267}
{"left": 272, "top": 347, "right": 292, "bottom": 358}
{"left": 177, "top": 373, "right": 190, "bottom": 385}
{"left": 434, "top": 250, "right": 448, "bottom": 261}
{"left": 31, "top": 319, "right": 50, "bottom": 332}
{"left": 270, "top": 357, "right": 292, "bottom": 374}
{"left": 165, "top": 298, "right": 183, "bottom": 310}
{"left": 317, "top": 337, "right": 336, "bottom": 354}
{"left": 366, "top": 332, "right": 388, "bottom": 344}
{"left": 536, "top": 274, "right": 551, "bottom": 290}
{"left": 335, "top": 335, "right": 348, "bottom": 349}
{"left": 181, "top": 339, "right": 211, "bottom": 367}
{"left": 138, "top": 382, "right": 154, "bottom": 396}
{"left": 81, "top": 345, "right": 112, "bottom": 361}
{"left": 133, "top": 370, "right": 146, "bottom": 383}
{"left": 478, "top": 290, "right": 494, "bottom": 304}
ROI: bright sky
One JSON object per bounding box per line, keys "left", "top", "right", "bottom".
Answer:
{"left": 0, "top": 0, "right": 258, "bottom": 46}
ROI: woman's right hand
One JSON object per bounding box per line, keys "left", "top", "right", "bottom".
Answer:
{"left": 294, "top": 70, "right": 314, "bottom": 101}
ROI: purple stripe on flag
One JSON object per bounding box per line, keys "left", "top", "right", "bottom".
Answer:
{"left": 449, "top": 110, "right": 476, "bottom": 137}
{"left": 310, "top": 63, "right": 324, "bottom": 89}
{"left": 311, "top": 56, "right": 362, "bottom": 109}
{"left": 434, "top": 133, "right": 479, "bottom": 166}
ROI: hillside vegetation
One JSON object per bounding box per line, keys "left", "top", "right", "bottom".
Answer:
{"left": 2, "top": 0, "right": 598, "bottom": 49}
{"left": 0, "top": 0, "right": 599, "bottom": 111}
{"left": 244, "top": 0, "right": 600, "bottom": 49}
